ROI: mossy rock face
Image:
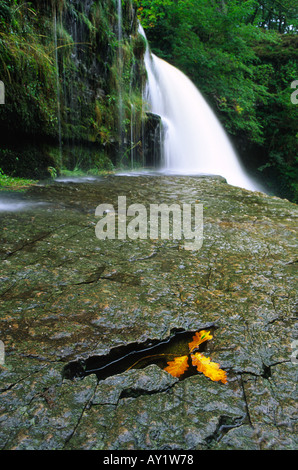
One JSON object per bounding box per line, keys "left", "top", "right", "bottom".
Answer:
{"left": 0, "top": 175, "right": 297, "bottom": 450}
{"left": 0, "top": 0, "right": 145, "bottom": 174}
{"left": 132, "top": 33, "right": 147, "bottom": 59}
{"left": 0, "top": 145, "right": 56, "bottom": 180}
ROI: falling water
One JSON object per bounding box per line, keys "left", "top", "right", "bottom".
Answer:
{"left": 129, "top": 31, "right": 136, "bottom": 169}
{"left": 130, "top": 103, "right": 135, "bottom": 167}
{"left": 117, "top": 0, "right": 124, "bottom": 157}
{"left": 53, "top": 8, "right": 62, "bottom": 166}
{"left": 140, "top": 25, "right": 261, "bottom": 191}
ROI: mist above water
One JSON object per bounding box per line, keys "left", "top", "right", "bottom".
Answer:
{"left": 0, "top": 198, "right": 46, "bottom": 212}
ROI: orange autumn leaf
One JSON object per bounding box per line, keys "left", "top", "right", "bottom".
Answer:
{"left": 191, "top": 352, "right": 227, "bottom": 384}
{"left": 188, "top": 330, "right": 213, "bottom": 353}
{"left": 164, "top": 355, "right": 189, "bottom": 378}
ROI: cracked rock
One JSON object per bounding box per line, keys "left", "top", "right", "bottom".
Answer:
{"left": 0, "top": 175, "right": 297, "bottom": 450}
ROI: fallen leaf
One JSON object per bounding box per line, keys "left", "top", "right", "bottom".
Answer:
{"left": 164, "top": 355, "right": 189, "bottom": 378}
{"left": 191, "top": 352, "right": 227, "bottom": 384}
{"left": 188, "top": 330, "right": 213, "bottom": 353}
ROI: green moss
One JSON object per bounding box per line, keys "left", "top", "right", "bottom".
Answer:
{"left": 0, "top": 168, "right": 37, "bottom": 190}
{"left": 132, "top": 32, "right": 147, "bottom": 59}
{"left": 0, "top": 1, "right": 146, "bottom": 178}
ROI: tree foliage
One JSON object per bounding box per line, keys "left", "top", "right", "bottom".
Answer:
{"left": 137, "top": 0, "right": 298, "bottom": 201}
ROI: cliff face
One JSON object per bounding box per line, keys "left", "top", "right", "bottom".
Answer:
{"left": 0, "top": 0, "right": 147, "bottom": 177}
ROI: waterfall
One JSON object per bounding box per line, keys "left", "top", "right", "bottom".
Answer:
{"left": 53, "top": 7, "right": 62, "bottom": 166}
{"left": 130, "top": 103, "right": 134, "bottom": 167}
{"left": 139, "top": 25, "right": 261, "bottom": 192}
{"left": 117, "top": 0, "right": 124, "bottom": 157}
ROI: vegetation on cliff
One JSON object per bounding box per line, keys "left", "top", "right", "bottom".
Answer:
{"left": 137, "top": 0, "right": 298, "bottom": 201}
{"left": 0, "top": 0, "right": 145, "bottom": 177}
{"left": 0, "top": 0, "right": 297, "bottom": 201}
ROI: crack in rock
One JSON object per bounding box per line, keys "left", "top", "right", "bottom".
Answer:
{"left": 205, "top": 414, "right": 247, "bottom": 446}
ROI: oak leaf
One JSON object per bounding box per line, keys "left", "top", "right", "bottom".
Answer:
{"left": 188, "top": 330, "right": 213, "bottom": 353}
{"left": 164, "top": 355, "right": 189, "bottom": 378}
{"left": 191, "top": 352, "right": 227, "bottom": 384}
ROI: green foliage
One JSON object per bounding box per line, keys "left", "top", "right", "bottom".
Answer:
{"left": 137, "top": 0, "right": 298, "bottom": 201}
{"left": 47, "top": 166, "right": 58, "bottom": 179}
{"left": 136, "top": 0, "right": 173, "bottom": 28}
{"left": 0, "top": 0, "right": 145, "bottom": 174}
{"left": 0, "top": 168, "right": 37, "bottom": 190}
{"left": 60, "top": 150, "right": 114, "bottom": 174}
{"left": 0, "top": 1, "right": 59, "bottom": 136}
{"left": 0, "top": 1, "right": 296, "bottom": 200}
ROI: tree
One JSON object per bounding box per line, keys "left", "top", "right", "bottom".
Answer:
{"left": 137, "top": 0, "right": 298, "bottom": 201}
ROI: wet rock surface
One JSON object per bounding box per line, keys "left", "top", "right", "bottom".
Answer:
{"left": 0, "top": 175, "right": 297, "bottom": 450}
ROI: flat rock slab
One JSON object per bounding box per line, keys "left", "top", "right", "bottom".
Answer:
{"left": 0, "top": 175, "right": 297, "bottom": 450}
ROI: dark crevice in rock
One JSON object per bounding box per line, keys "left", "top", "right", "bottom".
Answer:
{"left": 0, "top": 365, "right": 48, "bottom": 393}
{"left": 119, "top": 383, "right": 175, "bottom": 400}
{"left": 240, "top": 360, "right": 290, "bottom": 380}
{"left": 239, "top": 375, "right": 253, "bottom": 427}
{"left": 0, "top": 283, "right": 16, "bottom": 299}
{"left": 63, "top": 382, "right": 99, "bottom": 449}
{"left": 285, "top": 259, "right": 298, "bottom": 265}
{"left": 73, "top": 266, "right": 107, "bottom": 285}
{"left": 99, "top": 272, "right": 142, "bottom": 286}
{"left": 62, "top": 326, "right": 215, "bottom": 382}
{"left": 0, "top": 223, "right": 71, "bottom": 260}
{"left": 262, "top": 363, "right": 272, "bottom": 379}
{"left": 69, "top": 268, "right": 141, "bottom": 287}
{"left": 1, "top": 231, "right": 52, "bottom": 259}
{"left": 205, "top": 414, "right": 247, "bottom": 447}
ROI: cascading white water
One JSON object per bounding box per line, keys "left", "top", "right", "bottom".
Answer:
{"left": 117, "top": 0, "right": 124, "bottom": 155}
{"left": 140, "top": 25, "right": 261, "bottom": 192}
{"left": 53, "top": 8, "right": 62, "bottom": 165}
